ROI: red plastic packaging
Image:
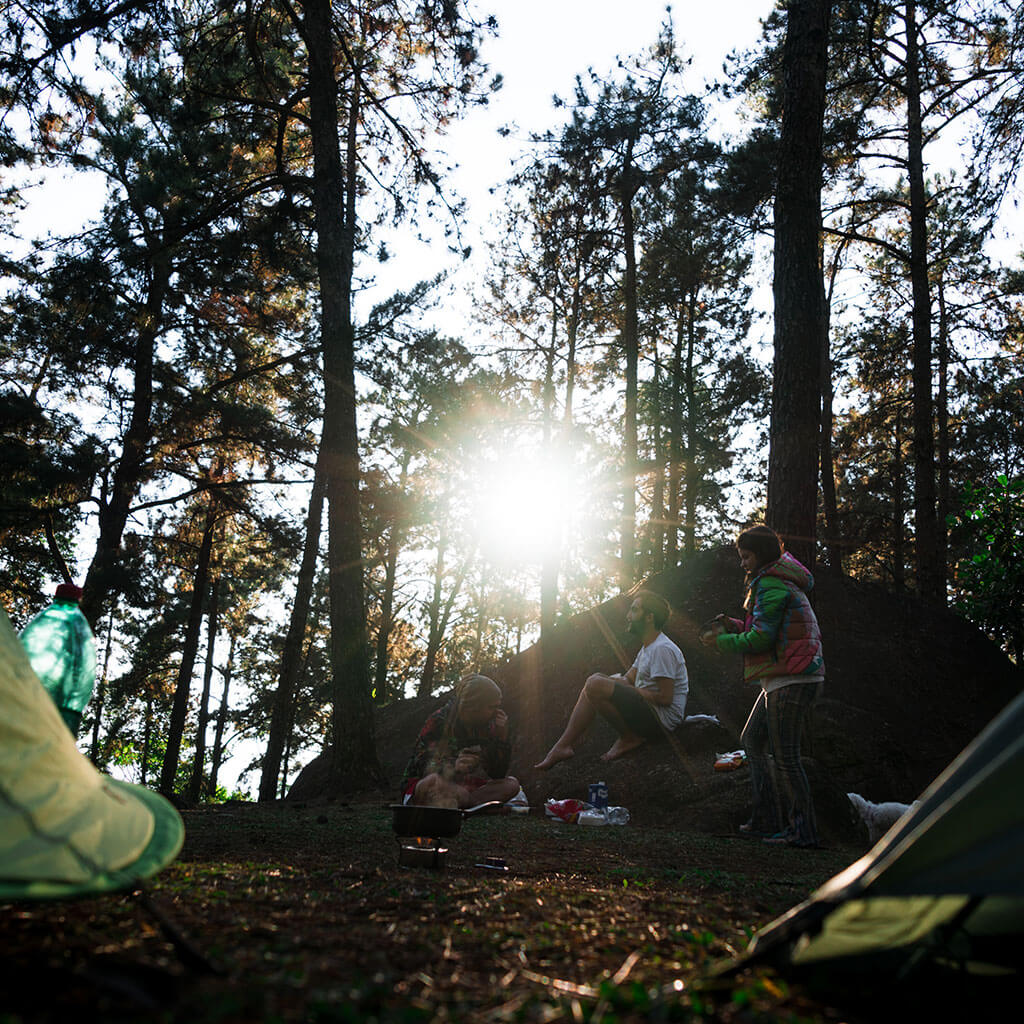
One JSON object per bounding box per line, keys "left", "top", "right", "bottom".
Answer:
{"left": 544, "top": 798, "right": 588, "bottom": 823}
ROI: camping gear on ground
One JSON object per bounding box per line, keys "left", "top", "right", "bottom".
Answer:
{"left": 390, "top": 800, "right": 501, "bottom": 870}
{"left": 390, "top": 800, "right": 501, "bottom": 838}
{"left": 475, "top": 856, "right": 508, "bottom": 872}
{"left": 714, "top": 750, "right": 747, "bottom": 771}
{"left": 578, "top": 806, "right": 631, "bottom": 825}
{"left": 18, "top": 583, "right": 96, "bottom": 737}
{"left": 544, "top": 798, "right": 587, "bottom": 823}
{"left": 547, "top": 798, "right": 630, "bottom": 825}
{"left": 728, "top": 686, "right": 1024, "bottom": 988}
{"left": 506, "top": 785, "right": 530, "bottom": 814}
{"left": 0, "top": 604, "right": 183, "bottom": 901}
{"left": 507, "top": 785, "right": 529, "bottom": 806}
{"left": 397, "top": 836, "right": 449, "bottom": 869}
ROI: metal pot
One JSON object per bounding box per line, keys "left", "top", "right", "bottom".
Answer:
{"left": 389, "top": 800, "right": 500, "bottom": 838}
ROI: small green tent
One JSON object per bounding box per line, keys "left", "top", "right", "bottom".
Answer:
{"left": 0, "top": 604, "right": 183, "bottom": 900}
{"left": 736, "top": 686, "right": 1024, "bottom": 984}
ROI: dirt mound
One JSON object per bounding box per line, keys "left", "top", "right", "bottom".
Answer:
{"left": 292, "top": 547, "right": 1021, "bottom": 844}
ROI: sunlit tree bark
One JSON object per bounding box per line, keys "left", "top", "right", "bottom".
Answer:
{"left": 300, "top": 0, "right": 381, "bottom": 790}
{"left": 159, "top": 498, "right": 217, "bottom": 795}
{"left": 186, "top": 576, "right": 221, "bottom": 803}
{"left": 259, "top": 449, "right": 326, "bottom": 801}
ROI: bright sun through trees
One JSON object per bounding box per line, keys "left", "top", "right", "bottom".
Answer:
{"left": 471, "top": 452, "right": 576, "bottom": 565}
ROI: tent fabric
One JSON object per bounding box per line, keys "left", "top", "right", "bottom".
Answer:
{"left": 0, "top": 604, "right": 183, "bottom": 900}
{"left": 741, "top": 686, "right": 1024, "bottom": 978}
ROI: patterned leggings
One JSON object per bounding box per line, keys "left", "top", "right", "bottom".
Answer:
{"left": 740, "top": 682, "right": 821, "bottom": 845}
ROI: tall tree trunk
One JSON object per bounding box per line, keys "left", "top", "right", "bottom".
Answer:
{"left": 564, "top": 271, "right": 581, "bottom": 427}
{"left": 187, "top": 576, "right": 221, "bottom": 803}
{"left": 140, "top": 690, "right": 152, "bottom": 788}
{"left": 280, "top": 645, "right": 310, "bottom": 798}
{"left": 81, "top": 256, "right": 170, "bottom": 629}
{"left": 208, "top": 630, "right": 235, "bottom": 799}
{"left": 819, "top": 245, "right": 843, "bottom": 572}
{"left": 935, "top": 272, "right": 950, "bottom": 593}
{"left": 766, "top": 0, "right": 832, "bottom": 571}
{"left": 539, "top": 524, "right": 560, "bottom": 636}
{"left": 682, "top": 292, "right": 699, "bottom": 558}
{"left": 418, "top": 522, "right": 449, "bottom": 698}
{"left": 280, "top": 720, "right": 293, "bottom": 799}
{"left": 302, "top": 0, "right": 381, "bottom": 788}
{"left": 158, "top": 500, "right": 216, "bottom": 796}
{"left": 259, "top": 447, "right": 326, "bottom": 800}
{"left": 373, "top": 450, "right": 411, "bottom": 706}
{"left": 472, "top": 578, "right": 486, "bottom": 666}
{"left": 667, "top": 306, "right": 683, "bottom": 564}
{"left": 540, "top": 301, "right": 559, "bottom": 637}
{"left": 417, "top": 526, "right": 470, "bottom": 697}
{"left": 619, "top": 134, "right": 639, "bottom": 589}
{"left": 904, "top": 0, "right": 941, "bottom": 600}
{"left": 89, "top": 607, "right": 115, "bottom": 765}
{"left": 649, "top": 354, "right": 666, "bottom": 572}
{"left": 893, "top": 403, "right": 906, "bottom": 590}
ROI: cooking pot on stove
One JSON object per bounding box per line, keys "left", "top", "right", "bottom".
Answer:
{"left": 390, "top": 800, "right": 500, "bottom": 838}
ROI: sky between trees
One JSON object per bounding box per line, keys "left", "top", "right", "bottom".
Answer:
{"left": 3, "top": 1, "right": 1021, "bottom": 798}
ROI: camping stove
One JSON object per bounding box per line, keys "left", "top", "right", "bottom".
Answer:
{"left": 396, "top": 835, "right": 448, "bottom": 870}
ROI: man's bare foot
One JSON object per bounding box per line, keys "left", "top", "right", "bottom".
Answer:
{"left": 600, "top": 736, "right": 646, "bottom": 762}
{"left": 534, "top": 744, "right": 574, "bottom": 770}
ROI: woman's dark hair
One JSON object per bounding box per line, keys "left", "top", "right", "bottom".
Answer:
{"left": 634, "top": 590, "right": 671, "bottom": 630}
{"left": 736, "top": 525, "right": 783, "bottom": 569}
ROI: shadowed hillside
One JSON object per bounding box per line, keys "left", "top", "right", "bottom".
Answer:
{"left": 292, "top": 547, "right": 1021, "bottom": 844}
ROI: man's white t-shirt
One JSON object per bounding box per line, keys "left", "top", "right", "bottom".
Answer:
{"left": 631, "top": 632, "right": 688, "bottom": 729}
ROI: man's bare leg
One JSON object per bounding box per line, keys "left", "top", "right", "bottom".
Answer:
{"left": 412, "top": 773, "right": 460, "bottom": 807}
{"left": 534, "top": 686, "right": 601, "bottom": 769}
{"left": 583, "top": 680, "right": 648, "bottom": 762}
{"left": 600, "top": 733, "right": 647, "bottom": 761}
{"left": 459, "top": 776, "right": 520, "bottom": 809}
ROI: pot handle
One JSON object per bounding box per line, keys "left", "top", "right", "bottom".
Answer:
{"left": 462, "top": 800, "right": 502, "bottom": 816}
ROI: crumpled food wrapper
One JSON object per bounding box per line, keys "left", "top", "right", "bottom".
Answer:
{"left": 544, "top": 798, "right": 589, "bottom": 823}
{"left": 713, "top": 750, "right": 747, "bottom": 771}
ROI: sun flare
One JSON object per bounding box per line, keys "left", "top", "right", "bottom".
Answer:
{"left": 472, "top": 452, "right": 575, "bottom": 564}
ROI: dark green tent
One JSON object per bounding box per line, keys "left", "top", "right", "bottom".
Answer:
{"left": 735, "top": 687, "right": 1024, "bottom": 984}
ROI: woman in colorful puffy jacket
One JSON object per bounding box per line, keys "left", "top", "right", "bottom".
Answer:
{"left": 703, "top": 525, "right": 824, "bottom": 847}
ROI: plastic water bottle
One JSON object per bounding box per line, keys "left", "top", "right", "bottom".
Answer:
{"left": 19, "top": 583, "right": 97, "bottom": 737}
{"left": 606, "top": 806, "right": 630, "bottom": 825}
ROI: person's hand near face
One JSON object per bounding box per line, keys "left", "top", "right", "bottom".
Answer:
{"left": 491, "top": 707, "right": 508, "bottom": 740}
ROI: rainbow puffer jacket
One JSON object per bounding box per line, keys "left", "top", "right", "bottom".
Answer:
{"left": 715, "top": 552, "right": 825, "bottom": 684}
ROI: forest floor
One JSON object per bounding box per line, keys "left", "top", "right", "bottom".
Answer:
{"left": 3, "top": 800, "right": 883, "bottom": 1023}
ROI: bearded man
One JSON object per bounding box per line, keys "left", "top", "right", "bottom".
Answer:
{"left": 534, "top": 590, "right": 688, "bottom": 769}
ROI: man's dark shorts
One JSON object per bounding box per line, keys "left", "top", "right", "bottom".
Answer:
{"left": 608, "top": 682, "right": 663, "bottom": 738}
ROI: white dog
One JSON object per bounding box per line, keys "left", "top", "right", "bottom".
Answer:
{"left": 847, "top": 792, "right": 918, "bottom": 845}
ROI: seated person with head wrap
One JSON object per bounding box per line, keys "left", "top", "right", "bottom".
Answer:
{"left": 400, "top": 674, "right": 520, "bottom": 808}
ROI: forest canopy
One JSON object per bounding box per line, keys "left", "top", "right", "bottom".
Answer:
{"left": 1, "top": 0, "right": 1022, "bottom": 800}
